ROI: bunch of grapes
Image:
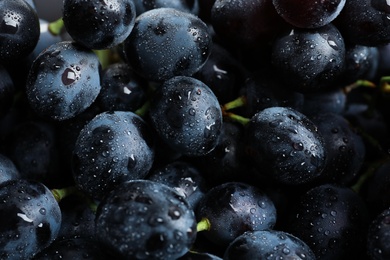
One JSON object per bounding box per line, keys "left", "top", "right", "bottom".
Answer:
{"left": 1, "top": 0, "right": 390, "bottom": 259}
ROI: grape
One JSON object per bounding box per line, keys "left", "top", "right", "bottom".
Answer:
{"left": 335, "top": 0, "right": 390, "bottom": 46}
{"left": 95, "top": 180, "right": 197, "bottom": 259}
{"left": 148, "top": 76, "right": 222, "bottom": 157}
{"left": 245, "top": 106, "right": 327, "bottom": 185}
{"left": 25, "top": 41, "right": 101, "bottom": 121}
{"left": 133, "top": 0, "right": 200, "bottom": 16}
{"left": 123, "top": 7, "right": 212, "bottom": 82}
{"left": 224, "top": 230, "right": 316, "bottom": 260}
{"left": 72, "top": 111, "right": 155, "bottom": 200}
{"left": 272, "top": 0, "right": 346, "bottom": 28}
{"left": 62, "top": 0, "right": 136, "bottom": 49}
{"left": 196, "top": 182, "right": 277, "bottom": 247}
{"left": 0, "top": 179, "right": 61, "bottom": 259}
{"left": 271, "top": 24, "right": 346, "bottom": 92}
{"left": 0, "top": 0, "right": 40, "bottom": 62}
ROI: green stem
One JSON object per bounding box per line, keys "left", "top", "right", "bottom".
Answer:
{"left": 197, "top": 217, "right": 211, "bottom": 232}
{"left": 48, "top": 17, "right": 64, "bottom": 36}
{"left": 135, "top": 100, "right": 151, "bottom": 117}
{"left": 51, "top": 186, "right": 78, "bottom": 203}
{"left": 223, "top": 112, "right": 250, "bottom": 126}
{"left": 351, "top": 160, "right": 386, "bottom": 193}
{"left": 222, "top": 96, "right": 247, "bottom": 111}
{"left": 94, "top": 49, "right": 112, "bottom": 70}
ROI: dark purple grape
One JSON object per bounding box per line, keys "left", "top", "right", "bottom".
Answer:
{"left": 245, "top": 106, "right": 326, "bottom": 185}
{"left": 72, "top": 111, "right": 155, "bottom": 200}
{"left": 178, "top": 251, "right": 222, "bottom": 260}
{"left": 310, "top": 113, "right": 365, "bottom": 186}
{"left": 287, "top": 184, "right": 369, "bottom": 259}
{"left": 186, "top": 121, "right": 249, "bottom": 186}
{"left": 95, "top": 180, "right": 197, "bottom": 259}
{"left": 146, "top": 161, "right": 208, "bottom": 209}
{"left": 123, "top": 7, "right": 212, "bottom": 82}
{"left": 272, "top": 0, "right": 346, "bottom": 28}
{"left": 211, "top": 0, "right": 287, "bottom": 49}
{"left": 0, "top": 179, "right": 61, "bottom": 259}
{"left": 0, "top": 0, "right": 40, "bottom": 62}
{"left": 133, "top": 0, "right": 200, "bottom": 15}
{"left": 63, "top": 0, "right": 136, "bottom": 49}
{"left": 25, "top": 41, "right": 101, "bottom": 121}
{"left": 302, "top": 88, "right": 347, "bottom": 116}
{"left": 340, "top": 44, "right": 379, "bottom": 85}
{"left": 3, "top": 120, "right": 59, "bottom": 185}
{"left": 367, "top": 208, "right": 390, "bottom": 260}
{"left": 196, "top": 182, "right": 277, "bottom": 247}
{"left": 224, "top": 230, "right": 316, "bottom": 260}
{"left": 335, "top": 0, "right": 390, "bottom": 46}
{"left": 97, "top": 62, "right": 148, "bottom": 112}
{"left": 149, "top": 76, "right": 222, "bottom": 157}
{"left": 56, "top": 195, "right": 96, "bottom": 241}
{"left": 271, "top": 24, "right": 345, "bottom": 92}
{"left": 194, "top": 43, "right": 247, "bottom": 104}
{"left": 241, "top": 72, "right": 304, "bottom": 118}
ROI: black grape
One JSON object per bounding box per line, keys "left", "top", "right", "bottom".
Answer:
{"left": 123, "top": 7, "right": 212, "bottom": 82}
{"left": 271, "top": 24, "right": 345, "bottom": 92}
{"left": 0, "top": 179, "right": 62, "bottom": 259}
{"left": 149, "top": 76, "right": 222, "bottom": 157}
{"left": 367, "top": 208, "right": 390, "bottom": 260}
{"left": 25, "top": 41, "right": 101, "bottom": 121}
{"left": 133, "top": 0, "right": 200, "bottom": 16}
{"left": 245, "top": 106, "right": 326, "bottom": 185}
{"left": 272, "top": 0, "right": 346, "bottom": 28}
{"left": 95, "top": 180, "right": 197, "bottom": 259}
{"left": 196, "top": 182, "right": 277, "bottom": 247}
{"left": 287, "top": 184, "right": 369, "bottom": 259}
{"left": 63, "top": 0, "right": 136, "bottom": 49}
{"left": 0, "top": 0, "right": 40, "bottom": 63}
{"left": 72, "top": 111, "right": 155, "bottom": 201}
{"left": 224, "top": 230, "right": 316, "bottom": 260}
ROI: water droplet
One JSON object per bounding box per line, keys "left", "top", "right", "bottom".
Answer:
{"left": 39, "top": 208, "right": 46, "bottom": 215}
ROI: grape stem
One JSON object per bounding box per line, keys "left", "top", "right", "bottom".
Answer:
{"left": 222, "top": 95, "right": 247, "bottom": 111}
{"left": 196, "top": 217, "right": 211, "bottom": 232}
{"left": 51, "top": 186, "right": 78, "bottom": 202}
{"left": 48, "top": 17, "right": 64, "bottom": 36}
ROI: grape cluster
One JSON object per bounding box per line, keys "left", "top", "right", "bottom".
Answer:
{"left": 1, "top": 0, "right": 390, "bottom": 259}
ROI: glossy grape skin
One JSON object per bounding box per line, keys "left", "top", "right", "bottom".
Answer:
{"left": 3, "top": 121, "right": 59, "bottom": 184}
{"left": 146, "top": 161, "right": 208, "bottom": 209}
{"left": 340, "top": 44, "right": 379, "bottom": 86}
{"left": 72, "top": 111, "right": 155, "bottom": 201}
{"left": 149, "top": 76, "right": 222, "bottom": 157}
{"left": 287, "top": 184, "right": 369, "bottom": 259}
{"left": 310, "top": 113, "right": 365, "bottom": 186}
{"left": 211, "top": 0, "right": 287, "bottom": 49}
{"left": 0, "top": 0, "right": 40, "bottom": 63}
{"left": 272, "top": 0, "right": 346, "bottom": 28}
{"left": 367, "top": 208, "right": 390, "bottom": 260}
{"left": 133, "top": 0, "right": 200, "bottom": 16}
{"left": 0, "top": 179, "right": 61, "bottom": 259}
{"left": 63, "top": 0, "right": 136, "bottom": 50}
{"left": 196, "top": 182, "right": 277, "bottom": 247}
{"left": 194, "top": 43, "right": 247, "bottom": 105}
{"left": 302, "top": 88, "right": 347, "bottom": 116}
{"left": 335, "top": 0, "right": 390, "bottom": 46}
{"left": 123, "top": 8, "right": 212, "bottom": 82}
{"left": 97, "top": 62, "right": 148, "bottom": 112}
{"left": 224, "top": 230, "right": 316, "bottom": 260}
{"left": 95, "top": 180, "right": 197, "bottom": 259}
{"left": 271, "top": 24, "right": 345, "bottom": 92}
{"left": 245, "top": 106, "right": 326, "bottom": 185}
{"left": 25, "top": 41, "right": 101, "bottom": 121}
